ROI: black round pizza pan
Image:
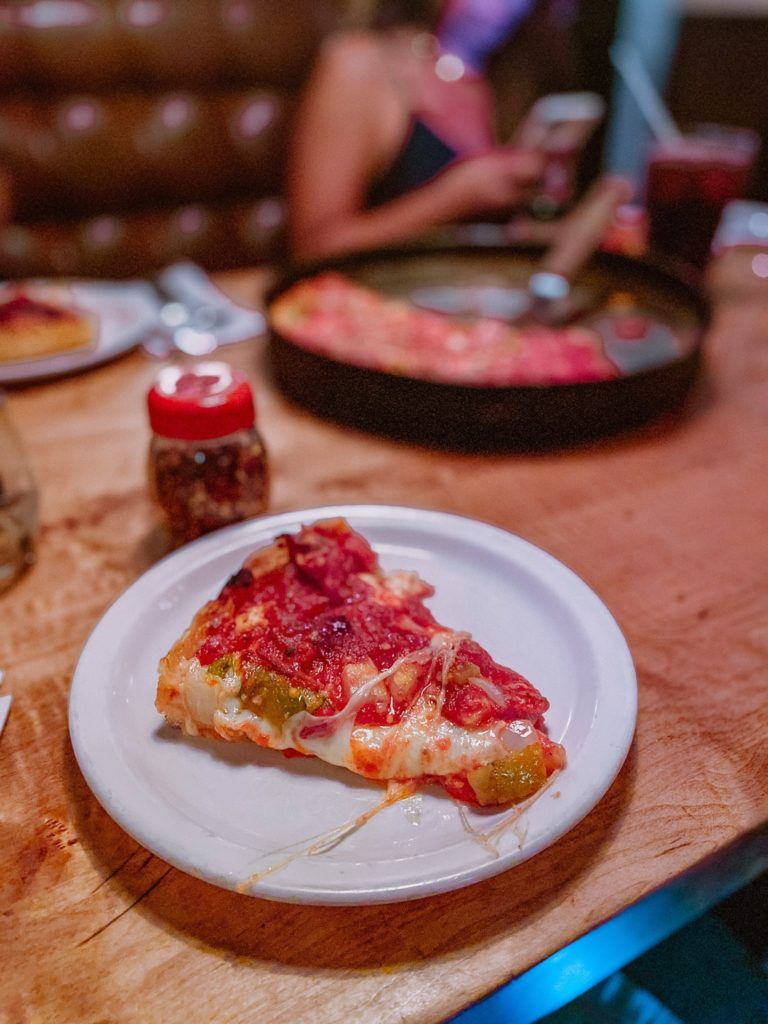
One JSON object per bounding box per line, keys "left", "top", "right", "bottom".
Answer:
{"left": 265, "top": 245, "right": 709, "bottom": 452}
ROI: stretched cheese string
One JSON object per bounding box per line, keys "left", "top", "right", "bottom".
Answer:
{"left": 482, "top": 769, "right": 561, "bottom": 842}
{"left": 284, "top": 631, "right": 470, "bottom": 749}
{"left": 456, "top": 803, "right": 501, "bottom": 858}
{"left": 310, "top": 780, "right": 418, "bottom": 854}
{"left": 433, "top": 631, "right": 470, "bottom": 717}
{"left": 235, "top": 772, "right": 560, "bottom": 893}
{"left": 235, "top": 780, "right": 417, "bottom": 892}
{"left": 237, "top": 772, "right": 560, "bottom": 893}
{"left": 455, "top": 768, "right": 563, "bottom": 858}
{"left": 234, "top": 633, "right": 558, "bottom": 891}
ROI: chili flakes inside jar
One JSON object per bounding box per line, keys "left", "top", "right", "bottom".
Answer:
{"left": 147, "top": 362, "right": 269, "bottom": 544}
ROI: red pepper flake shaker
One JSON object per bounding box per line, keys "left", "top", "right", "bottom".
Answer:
{"left": 147, "top": 362, "right": 269, "bottom": 545}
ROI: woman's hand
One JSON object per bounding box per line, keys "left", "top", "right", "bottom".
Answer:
{"left": 289, "top": 145, "right": 547, "bottom": 262}
{"left": 438, "top": 148, "right": 546, "bottom": 218}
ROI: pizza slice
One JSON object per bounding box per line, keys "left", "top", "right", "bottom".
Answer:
{"left": 156, "top": 518, "right": 565, "bottom": 806}
{"left": 0, "top": 285, "right": 96, "bottom": 362}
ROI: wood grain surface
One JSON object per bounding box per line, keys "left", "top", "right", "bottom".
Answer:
{"left": 1, "top": 253, "right": 767, "bottom": 1024}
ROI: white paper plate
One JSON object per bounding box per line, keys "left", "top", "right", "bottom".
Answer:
{"left": 0, "top": 280, "right": 159, "bottom": 384}
{"left": 69, "top": 505, "right": 637, "bottom": 905}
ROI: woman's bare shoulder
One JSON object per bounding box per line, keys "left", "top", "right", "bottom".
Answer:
{"left": 315, "top": 30, "right": 391, "bottom": 83}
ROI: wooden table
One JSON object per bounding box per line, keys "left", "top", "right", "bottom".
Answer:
{"left": 2, "top": 253, "right": 767, "bottom": 1024}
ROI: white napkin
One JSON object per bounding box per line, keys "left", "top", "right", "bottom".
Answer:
{"left": 711, "top": 200, "right": 768, "bottom": 256}
{"left": 154, "top": 261, "right": 266, "bottom": 346}
{"left": 0, "top": 694, "right": 10, "bottom": 736}
{"left": 0, "top": 669, "right": 9, "bottom": 737}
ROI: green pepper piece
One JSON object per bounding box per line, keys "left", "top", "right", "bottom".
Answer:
{"left": 467, "top": 743, "right": 547, "bottom": 806}
{"left": 208, "top": 653, "right": 241, "bottom": 678}
{"left": 241, "top": 666, "right": 326, "bottom": 727}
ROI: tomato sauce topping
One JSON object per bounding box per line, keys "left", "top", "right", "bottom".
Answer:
{"left": 197, "top": 520, "right": 548, "bottom": 729}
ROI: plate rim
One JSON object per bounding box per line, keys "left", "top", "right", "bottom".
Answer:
{"left": 68, "top": 503, "right": 638, "bottom": 904}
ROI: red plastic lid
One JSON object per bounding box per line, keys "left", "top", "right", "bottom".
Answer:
{"left": 147, "top": 362, "right": 255, "bottom": 441}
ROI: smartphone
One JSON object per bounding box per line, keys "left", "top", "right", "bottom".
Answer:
{"left": 511, "top": 92, "right": 606, "bottom": 154}
{"left": 511, "top": 92, "right": 607, "bottom": 217}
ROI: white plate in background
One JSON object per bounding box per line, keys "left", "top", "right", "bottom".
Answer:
{"left": 0, "top": 280, "right": 159, "bottom": 384}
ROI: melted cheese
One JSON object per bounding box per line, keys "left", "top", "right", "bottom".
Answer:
{"left": 179, "top": 658, "right": 218, "bottom": 733}
{"left": 350, "top": 702, "right": 510, "bottom": 778}
{"left": 302, "top": 698, "right": 535, "bottom": 779}
{"left": 179, "top": 657, "right": 279, "bottom": 745}
{"left": 180, "top": 637, "right": 535, "bottom": 782}
{"left": 283, "top": 634, "right": 534, "bottom": 778}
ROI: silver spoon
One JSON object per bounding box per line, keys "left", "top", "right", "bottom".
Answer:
{"left": 141, "top": 298, "right": 223, "bottom": 359}
{"left": 512, "top": 174, "right": 635, "bottom": 327}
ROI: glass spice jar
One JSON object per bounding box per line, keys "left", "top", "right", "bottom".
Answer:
{"left": 0, "top": 390, "right": 38, "bottom": 591}
{"left": 146, "top": 362, "right": 269, "bottom": 545}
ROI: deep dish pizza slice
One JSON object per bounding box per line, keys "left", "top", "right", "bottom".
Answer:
{"left": 156, "top": 518, "right": 565, "bottom": 806}
{"left": 0, "top": 285, "right": 96, "bottom": 362}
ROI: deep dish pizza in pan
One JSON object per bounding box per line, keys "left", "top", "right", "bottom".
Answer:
{"left": 269, "top": 271, "right": 618, "bottom": 387}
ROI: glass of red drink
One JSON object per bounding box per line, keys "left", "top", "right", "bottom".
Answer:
{"left": 646, "top": 125, "right": 759, "bottom": 271}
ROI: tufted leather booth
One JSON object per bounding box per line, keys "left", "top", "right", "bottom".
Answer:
{"left": 0, "top": 0, "right": 346, "bottom": 278}
{"left": 0, "top": 0, "right": 587, "bottom": 280}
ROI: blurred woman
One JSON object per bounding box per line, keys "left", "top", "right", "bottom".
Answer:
{"left": 286, "top": 0, "right": 577, "bottom": 262}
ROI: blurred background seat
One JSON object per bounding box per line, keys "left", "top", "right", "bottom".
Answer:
{"left": 0, "top": 0, "right": 594, "bottom": 279}
{"left": 1, "top": 0, "right": 765, "bottom": 280}
{"left": 0, "top": 0, "right": 344, "bottom": 278}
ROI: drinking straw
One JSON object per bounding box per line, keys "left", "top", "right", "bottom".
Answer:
{"left": 609, "top": 41, "right": 682, "bottom": 143}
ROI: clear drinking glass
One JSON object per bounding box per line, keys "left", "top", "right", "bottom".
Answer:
{"left": 0, "top": 392, "right": 38, "bottom": 591}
